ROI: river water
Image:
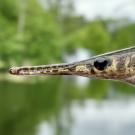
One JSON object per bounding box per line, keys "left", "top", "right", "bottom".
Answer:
{"left": 1, "top": 80, "right": 135, "bottom": 135}
{"left": 38, "top": 99, "right": 135, "bottom": 135}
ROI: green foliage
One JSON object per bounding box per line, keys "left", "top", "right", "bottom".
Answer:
{"left": 0, "top": 0, "right": 18, "bottom": 20}
{"left": 64, "top": 21, "right": 111, "bottom": 53}
{"left": 114, "top": 23, "right": 135, "bottom": 48}
{"left": 0, "top": 0, "right": 64, "bottom": 66}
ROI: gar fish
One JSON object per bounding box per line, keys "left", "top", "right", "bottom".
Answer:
{"left": 9, "top": 46, "right": 135, "bottom": 85}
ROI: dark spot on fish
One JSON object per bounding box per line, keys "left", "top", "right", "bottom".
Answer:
{"left": 22, "top": 68, "right": 28, "bottom": 72}
{"left": 37, "top": 67, "right": 43, "bottom": 73}
{"left": 52, "top": 69, "right": 58, "bottom": 72}
{"left": 37, "top": 67, "right": 42, "bottom": 70}
{"left": 22, "top": 68, "right": 28, "bottom": 70}
{"left": 16, "top": 68, "right": 28, "bottom": 75}
{"left": 45, "top": 70, "right": 50, "bottom": 73}
{"left": 68, "top": 65, "right": 76, "bottom": 72}
{"left": 16, "top": 69, "right": 21, "bottom": 74}
{"left": 52, "top": 66, "right": 56, "bottom": 68}
{"left": 30, "top": 67, "right": 35, "bottom": 71}
{"left": 91, "top": 68, "right": 95, "bottom": 74}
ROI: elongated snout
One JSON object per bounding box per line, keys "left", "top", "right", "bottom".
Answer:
{"left": 9, "top": 64, "right": 74, "bottom": 76}
{"left": 9, "top": 62, "right": 93, "bottom": 76}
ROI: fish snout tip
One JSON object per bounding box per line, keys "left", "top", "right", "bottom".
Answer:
{"left": 9, "top": 67, "right": 19, "bottom": 75}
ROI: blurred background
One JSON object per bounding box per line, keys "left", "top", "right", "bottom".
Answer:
{"left": 0, "top": 0, "right": 135, "bottom": 135}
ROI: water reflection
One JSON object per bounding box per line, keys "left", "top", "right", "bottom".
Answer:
{"left": 0, "top": 80, "right": 135, "bottom": 135}
{"left": 38, "top": 99, "right": 135, "bottom": 135}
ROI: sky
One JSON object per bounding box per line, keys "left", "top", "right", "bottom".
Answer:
{"left": 74, "top": 0, "right": 135, "bottom": 20}
{"left": 39, "top": 0, "right": 135, "bottom": 20}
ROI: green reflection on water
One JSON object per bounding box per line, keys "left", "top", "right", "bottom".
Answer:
{"left": 0, "top": 77, "right": 63, "bottom": 135}
{"left": 0, "top": 77, "right": 135, "bottom": 135}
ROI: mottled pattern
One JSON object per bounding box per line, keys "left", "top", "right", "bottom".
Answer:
{"left": 9, "top": 46, "right": 135, "bottom": 85}
{"left": 116, "top": 56, "right": 126, "bottom": 71}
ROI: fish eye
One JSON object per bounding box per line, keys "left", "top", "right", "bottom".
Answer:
{"left": 94, "top": 57, "right": 109, "bottom": 71}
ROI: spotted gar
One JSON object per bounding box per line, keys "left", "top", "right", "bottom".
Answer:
{"left": 9, "top": 46, "right": 135, "bottom": 85}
